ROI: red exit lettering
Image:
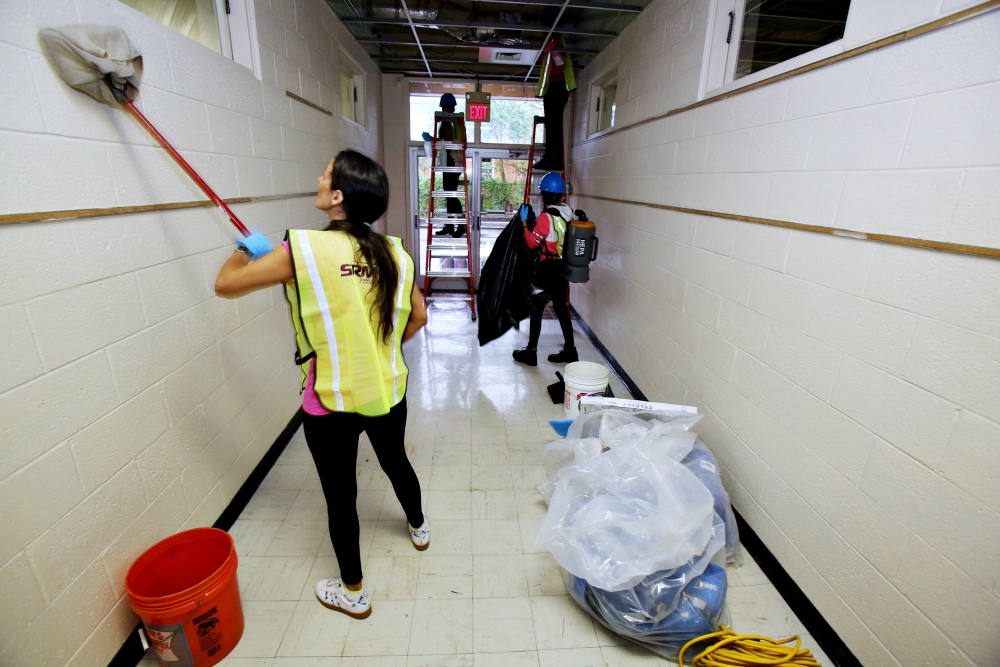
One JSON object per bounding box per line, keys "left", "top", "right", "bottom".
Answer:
{"left": 468, "top": 104, "right": 489, "bottom": 121}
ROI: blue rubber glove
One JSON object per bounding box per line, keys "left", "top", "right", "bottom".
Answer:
{"left": 236, "top": 232, "right": 273, "bottom": 260}
{"left": 421, "top": 132, "right": 432, "bottom": 141}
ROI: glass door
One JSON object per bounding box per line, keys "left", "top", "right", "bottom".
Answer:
{"left": 409, "top": 147, "right": 530, "bottom": 289}
{"left": 410, "top": 146, "right": 473, "bottom": 289}
{"left": 474, "top": 149, "right": 529, "bottom": 287}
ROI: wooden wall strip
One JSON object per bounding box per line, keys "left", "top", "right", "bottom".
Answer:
{"left": 0, "top": 192, "right": 317, "bottom": 226}
{"left": 576, "top": 193, "right": 1000, "bottom": 260}
{"left": 574, "top": 0, "right": 1000, "bottom": 147}
{"left": 285, "top": 91, "right": 333, "bottom": 116}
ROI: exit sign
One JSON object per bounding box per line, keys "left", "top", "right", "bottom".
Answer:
{"left": 465, "top": 92, "right": 491, "bottom": 122}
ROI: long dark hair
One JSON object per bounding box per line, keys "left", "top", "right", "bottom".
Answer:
{"left": 325, "top": 150, "right": 399, "bottom": 343}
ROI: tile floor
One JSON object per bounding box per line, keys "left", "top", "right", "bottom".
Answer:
{"left": 139, "top": 298, "right": 832, "bottom": 666}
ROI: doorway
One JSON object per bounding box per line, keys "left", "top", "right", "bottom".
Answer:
{"left": 409, "top": 147, "right": 531, "bottom": 290}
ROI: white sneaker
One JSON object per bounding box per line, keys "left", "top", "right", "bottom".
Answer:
{"left": 315, "top": 578, "right": 371, "bottom": 619}
{"left": 410, "top": 515, "right": 430, "bottom": 551}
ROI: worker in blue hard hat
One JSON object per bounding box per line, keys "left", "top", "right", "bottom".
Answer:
{"left": 513, "top": 171, "right": 577, "bottom": 366}
{"left": 434, "top": 92, "right": 467, "bottom": 238}
{"left": 533, "top": 36, "right": 575, "bottom": 172}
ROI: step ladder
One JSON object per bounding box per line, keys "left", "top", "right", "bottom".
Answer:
{"left": 522, "top": 115, "right": 571, "bottom": 308}
{"left": 522, "top": 115, "right": 566, "bottom": 204}
{"left": 424, "top": 111, "right": 476, "bottom": 320}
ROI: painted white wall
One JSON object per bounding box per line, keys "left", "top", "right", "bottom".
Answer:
{"left": 569, "top": 1, "right": 1000, "bottom": 666}
{"left": 0, "top": 0, "right": 383, "bottom": 665}
{"left": 381, "top": 73, "right": 412, "bottom": 242}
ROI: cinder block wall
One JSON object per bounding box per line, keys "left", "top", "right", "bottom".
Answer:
{"left": 569, "top": 1, "right": 999, "bottom": 665}
{"left": 0, "top": 1, "right": 383, "bottom": 665}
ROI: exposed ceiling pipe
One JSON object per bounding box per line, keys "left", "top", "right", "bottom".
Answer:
{"left": 376, "top": 55, "right": 533, "bottom": 64}
{"left": 476, "top": 0, "right": 642, "bottom": 12}
{"left": 325, "top": 0, "right": 376, "bottom": 38}
{"left": 354, "top": 36, "right": 599, "bottom": 55}
{"left": 338, "top": 16, "right": 616, "bottom": 36}
{"left": 381, "top": 67, "right": 540, "bottom": 80}
{"left": 400, "top": 0, "right": 434, "bottom": 77}
{"left": 523, "top": 0, "right": 570, "bottom": 81}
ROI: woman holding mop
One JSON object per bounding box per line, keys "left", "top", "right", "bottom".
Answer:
{"left": 215, "top": 150, "right": 429, "bottom": 619}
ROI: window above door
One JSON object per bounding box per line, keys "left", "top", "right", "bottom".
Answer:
{"left": 704, "top": 0, "right": 851, "bottom": 97}
{"left": 120, "top": 0, "right": 260, "bottom": 76}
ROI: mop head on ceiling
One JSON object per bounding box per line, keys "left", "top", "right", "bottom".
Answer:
{"left": 38, "top": 24, "right": 142, "bottom": 106}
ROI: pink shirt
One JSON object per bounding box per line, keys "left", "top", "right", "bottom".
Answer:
{"left": 283, "top": 241, "right": 332, "bottom": 416}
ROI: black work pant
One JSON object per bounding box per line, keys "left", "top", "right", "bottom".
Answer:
{"left": 443, "top": 153, "right": 464, "bottom": 215}
{"left": 528, "top": 273, "right": 574, "bottom": 350}
{"left": 542, "top": 84, "right": 569, "bottom": 168}
{"left": 302, "top": 397, "right": 423, "bottom": 586}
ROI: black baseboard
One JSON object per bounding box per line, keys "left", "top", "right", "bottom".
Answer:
{"left": 107, "top": 409, "right": 304, "bottom": 667}
{"left": 733, "top": 511, "right": 862, "bottom": 667}
{"left": 570, "top": 306, "right": 861, "bottom": 667}
{"left": 569, "top": 307, "right": 648, "bottom": 401}
{"left": 214, "top": 409, "right": 304, "bottom": 531}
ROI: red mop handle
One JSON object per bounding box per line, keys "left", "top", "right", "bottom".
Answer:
{"left": 124, "top": 100, "right": 251, "bottom": 238}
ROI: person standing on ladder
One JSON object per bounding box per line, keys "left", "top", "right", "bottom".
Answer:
{"left": 534, "top": 35, "right": 575, "bottom": 171}
{"left": 513, "top": 172, "right": 578, "bottom": 366}
{"left": 435, "top": 93, "right": 467, "bottom": 238}
{"left": 214, "top": 150, "right": 430, "bottom": 621}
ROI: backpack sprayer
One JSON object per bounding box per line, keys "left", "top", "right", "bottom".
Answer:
{"left": 526, "top": 172, "right": 600, "bottom": 283}
{"left": 562, "top": 209, "right": 598, "bottom": 283}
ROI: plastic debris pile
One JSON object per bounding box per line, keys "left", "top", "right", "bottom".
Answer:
{"left": 535, "top": 400, "right": 742, "bottom": 659}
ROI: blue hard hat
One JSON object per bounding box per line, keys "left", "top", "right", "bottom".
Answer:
{"left": 539, "top": 171, "right": 566, "bottom": 194}
{"left": 440, "top": 93, "right": 457, "bottom": 106}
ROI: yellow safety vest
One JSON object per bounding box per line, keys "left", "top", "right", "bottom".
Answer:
{"left": 536, "top": 45, "right": 577, "bottom": 97}
{"left": 539, "top": 209, "right": 567, "bottom": 258}
{"left": 284, "top": 229, "right": 414, "bottom": 416}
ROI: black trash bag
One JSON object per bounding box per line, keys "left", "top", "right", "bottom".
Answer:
{"left": 477, "top": 206, "right": 538, "bottom": 346}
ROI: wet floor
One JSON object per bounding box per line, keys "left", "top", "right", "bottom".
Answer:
{"left": 139, "top": 297, "right": 832, "bottom": 666}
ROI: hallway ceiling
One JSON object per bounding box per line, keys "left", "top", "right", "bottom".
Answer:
{"left": 323, "top": 0, "right": 652, "bottom": 81}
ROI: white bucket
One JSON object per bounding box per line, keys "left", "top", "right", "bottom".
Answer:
{"left": 563, "top": 361, "right": 610, "bottom": 418}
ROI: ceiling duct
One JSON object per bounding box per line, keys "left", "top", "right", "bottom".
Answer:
{"left": 478, "top": 46, "right": 538, "bottom": 63}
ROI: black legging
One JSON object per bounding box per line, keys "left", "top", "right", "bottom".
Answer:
{"left": 302, "top": 397, "right": 423, "bottom": 586}
{"left": 528, "top": 275, "right": 574, "bottom": 350}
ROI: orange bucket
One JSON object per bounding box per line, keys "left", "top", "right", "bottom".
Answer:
{"left": 126, "top": 527, "right": 243, "bottom": 667}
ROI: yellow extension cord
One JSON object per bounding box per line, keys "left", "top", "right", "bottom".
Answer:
{"left": 678, "top": 625, "right": 822, "bottom": 667}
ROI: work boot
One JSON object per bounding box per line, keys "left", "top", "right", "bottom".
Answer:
{"left": 533, "top": 157, "right": 563, "bottom": 171}
{"left": 512, "top": 347, "right": 537, "bottom": 366}
{"left": 451, "top": 225, "right": 467, "bottom": 238}
{"left": 548, "top": 345, "right": 578, "bottom": 363}
{"left": 435, "top": 224, "right": 456, "bottom": 236}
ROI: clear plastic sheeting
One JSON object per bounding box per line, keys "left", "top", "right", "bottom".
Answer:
{"left": 566, "top": 408, "right": 703, "bottom": 445}
{"left": 538, "top": 437, "right": 602, "bottom": 501}
{"left": 535, "top": 435, "right": 717, "bottom": 591}
{"left": 565, "top": 513, "right": 730, "bottom": 659}
{"left": 537, "top": 409, "right": 701, "bottom": 502}
{"left": 535, "top": 401, "right": 743, "bottom": 658}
